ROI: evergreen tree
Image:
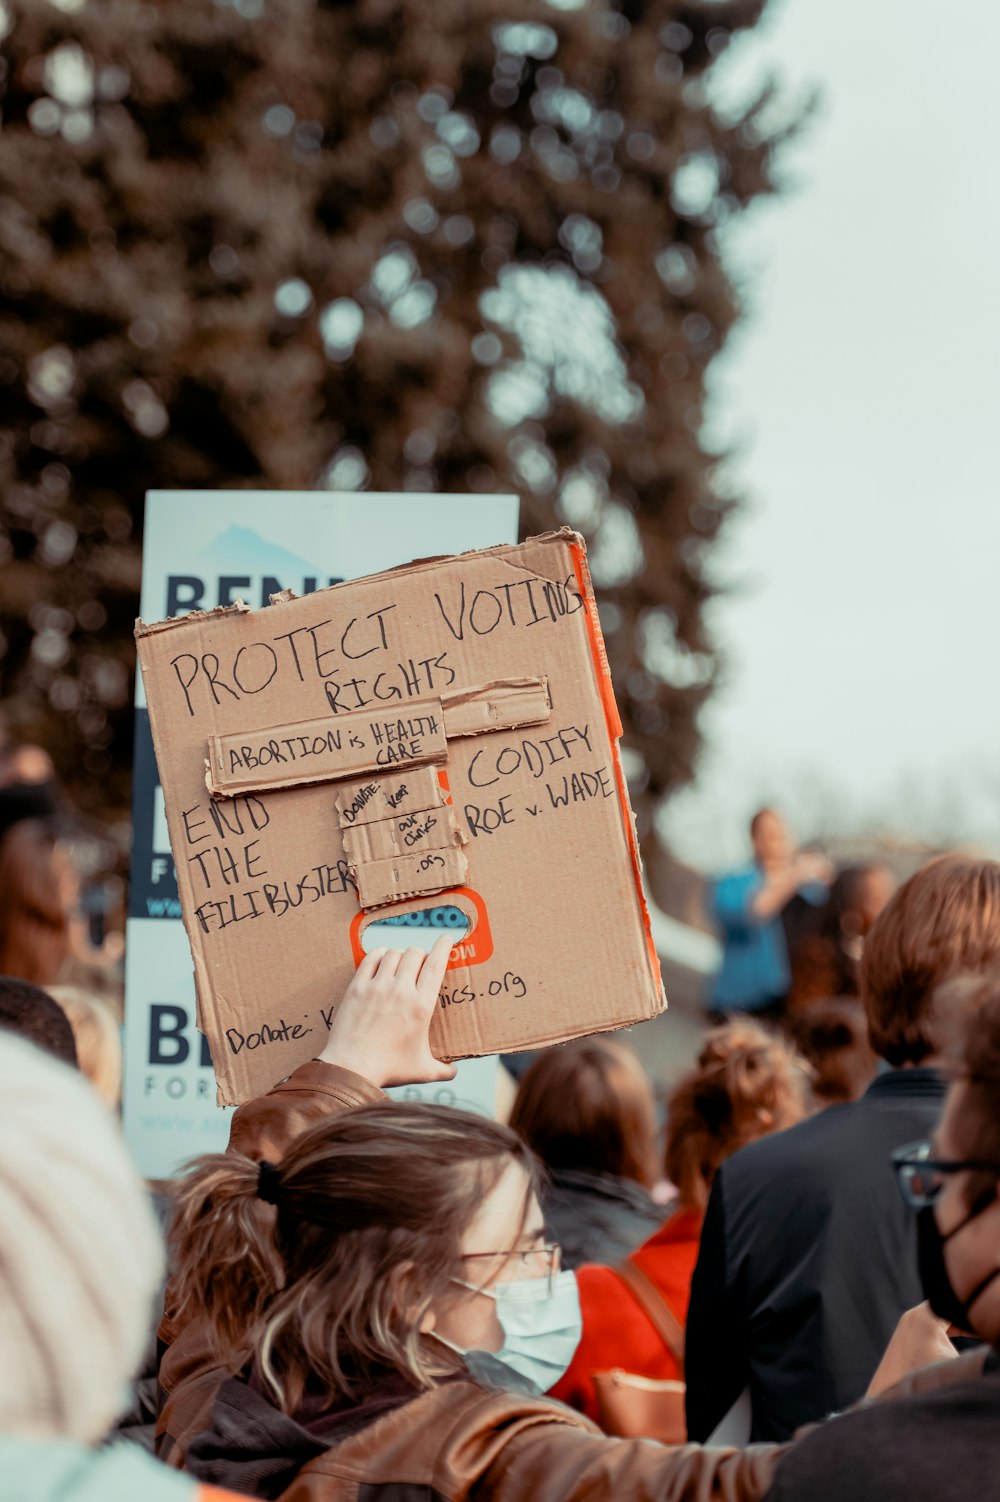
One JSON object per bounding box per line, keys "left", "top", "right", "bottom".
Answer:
{"left": 0, "top": 0, "right": 793, "bottom": 854}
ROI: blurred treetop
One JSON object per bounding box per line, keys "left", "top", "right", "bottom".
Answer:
{"left": 0, "top": 0, "right": 794, "bottom": 864}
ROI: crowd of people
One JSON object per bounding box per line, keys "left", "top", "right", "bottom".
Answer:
{"left": 3, "top": 759, "right": 1000, "bottom": 1500}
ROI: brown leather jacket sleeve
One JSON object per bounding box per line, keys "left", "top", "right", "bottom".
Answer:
{"left": 281, "top": 1383, "right": 786, "bottom": 1502}
{"left": 226, "top": 1059, "right": 386, "bottom": 1161}
{"left": 483, "top": 1425, "right": 787, "bottom": 1502}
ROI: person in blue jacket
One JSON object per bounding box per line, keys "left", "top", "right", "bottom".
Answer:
{"left": 710, "top": 808, "right": 831, "bottom": 1022}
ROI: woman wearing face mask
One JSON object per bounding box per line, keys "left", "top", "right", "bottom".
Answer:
{"left": 156, "top": 938, "right": 785, "bottom": 1501}
{"left": 763, "top": 971, "right": 1000, "bottom": 1502}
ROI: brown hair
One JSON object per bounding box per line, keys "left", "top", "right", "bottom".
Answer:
{"left": 508, "top": 1037, "right": 658, "bottom": 1188}
{"left": 665, "top": 1017, "right": 813, "bottom": 1211}
{"left": 169, "top": 1101, "right": 539, "bottom": 1414}
{"left": 861, "top": 855, "right": 1000, "bottom": 1067}
{"left": 0, "top": 821, "right": 74, "bottom": 985}
{"left": 790, "top": 998, "right": 878, "bottom": 1105}
{"left": 48, "top": 986, "right": 122, "bottom": 1107}
{"left": 0, "top": 975, "right": 78, "bottom": 1069}
{"left": 945, "top": 971, "right": 1000, "bottom": 1213}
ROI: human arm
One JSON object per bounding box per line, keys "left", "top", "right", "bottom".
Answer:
{"left": 684, "top": 1169, "right": 751, "bottom": 1443}
{"left": 481, "top": 1404, "right": 786, "bottom": 1502}
{"left": 282, "top": 1381, "right": 786, "bottom": 1502}
{"left": 227, "top": 937, "right": 455, "bottom": 1160}
{"left": 714, "top": 853, "right": 833, "bottom": 935}
{"left": 747, "top": 854, "right": 833, "bottom": 924}
{"left": 865, "top": 1303, "right": 957, "bottom": 1399}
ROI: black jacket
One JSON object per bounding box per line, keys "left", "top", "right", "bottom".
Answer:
{"left": 540, "top": 1168, "right": 663, "bottom": 1268}
{"left": 685, "top": 1067, "right": 947, "bottom": 1443}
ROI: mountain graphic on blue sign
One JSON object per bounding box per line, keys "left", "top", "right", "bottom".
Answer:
{"left": 191, "top": 525, "right": 331, "bottom": 583}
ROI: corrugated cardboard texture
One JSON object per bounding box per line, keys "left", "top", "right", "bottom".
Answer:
{"left": 136, "top": 529, "right": 664, "bottom": 1105}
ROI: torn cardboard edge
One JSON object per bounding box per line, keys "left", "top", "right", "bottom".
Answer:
{"left": 205, "top": 677, "right": 551, "bottom": 797}
{"left": 134, "top": 598, "right": 251, "bottom": 636}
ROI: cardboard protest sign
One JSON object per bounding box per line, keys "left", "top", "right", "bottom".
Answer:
{"left": 136, "top": 527, "right": 664, "bottom": 1106}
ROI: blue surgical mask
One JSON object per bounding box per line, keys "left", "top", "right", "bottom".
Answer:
{"left": 441, "top": 1269, "right": 582, "bottom": 1396}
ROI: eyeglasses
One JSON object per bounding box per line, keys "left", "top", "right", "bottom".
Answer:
{"left": 892, "top": 1140, "right": 1000, "bottom": 1210}
{"left": 459, "top": 1242, "right": 561, "bottom": 1285}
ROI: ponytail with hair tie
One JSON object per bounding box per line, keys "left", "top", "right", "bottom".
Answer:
{"left": 167, "top": 1149, "right": 283, "bottom": 1359}
{"left": 257, "top": 1160, "right": 282, "bottom": 1205}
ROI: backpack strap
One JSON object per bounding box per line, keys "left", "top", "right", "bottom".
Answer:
{"left": 610, "top": 1259, "right": 686, "bottom": 1375}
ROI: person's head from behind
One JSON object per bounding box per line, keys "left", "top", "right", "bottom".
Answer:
{"left": 48, "top": 986, "right": 120, "bottom": 1106}
{"left": 665, "top": 1017, "right": 813, "bottom": 1212}
{"left": 0, "top": 1032, "right": 162, "bottom": 1443}
{"left": 897, "top": 971, "right": 1000, "bottom": 1344}
{"left": 791, "top": 998, "right": 878, "bottom": 1105}
{"left": 171, "top": 1102, "right": 559, "bottom": 1413}
{"left": 0, "top": 975, "right": 78, "bottom": 1069}
{"left": 750, "top": 807, "right": 792, "bottom": 873}
{"left": 824, "top": 863, "right": 896, "bottom": 945}
{"left": 0, "top": 741, "right": 56, "bottom": 790}
{"left": 508, "top": 1036, "right": 658, "bottom": 1189}
{"left": 0, "top": 819, "right": 76, "bottom": 986}
{"left": 861, "top": 854, "right": 1000, "bottom": 1067}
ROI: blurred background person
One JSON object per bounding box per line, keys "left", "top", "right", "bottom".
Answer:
{"left": 708, "top": 809, "right": 832, "bottom": 1024}
{"left": 0, "top": 756, "right": 125, "bottom": 1000}
{"left": 787, "top": 863, "right": 897, "bottom": 1012}
{"left": 509, "top": 1037, "right": 662, "bottom": 1267}
{"left": 0, "top": 974, "right": 79, "bottom": 1069}
{"left": 49, "top": 984, "right": 123, "bottom": 1109}
{"left": 0, "top": 817, "right": 76, "bottom": 986}
{"left": 549, "top": 1018, "right": 812, "bottom": 1429}
{"left": 687, "top": 854, "right": 1000, "bottom": 1445}
{"left": 0, "top": 737, "right": 57, "bottom": 791}
{"left": 789, "top": 997, "right": 879, "bottom": 1106}
{"left": 767, "top": 969, "right": 1000, "bottom": 1501}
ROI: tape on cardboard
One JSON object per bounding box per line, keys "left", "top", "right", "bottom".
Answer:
{"left": 439, "top": 677, "right": 551, "bottom": 738}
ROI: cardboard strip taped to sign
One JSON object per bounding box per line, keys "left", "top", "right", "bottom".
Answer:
{"left": 205, "top": 678, "right": 551, "bottom": 798}
{"left": 439, "top": 678, "right": 551, "bottom": 738}
{"left": 206, "top": 701, "right": 447, "bottom": 795}
{"left": 351, "top": 846, "right": 469, "bottom": 909}
{"left": 135, "top": 528, "right": 665, "bottom": 1107}
{"left": 335, "top": 766, "right": 449, "bottom": 827}
{"left": 341, "top": 804, "right": 466, "bottom": 865}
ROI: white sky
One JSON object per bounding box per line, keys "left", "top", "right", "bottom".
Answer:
{"left": 661, "top": 0, "right": 1000, "bottom": 872}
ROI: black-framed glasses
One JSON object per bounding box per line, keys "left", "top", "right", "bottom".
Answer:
{"left": 892, "top": 1140, "right": 1000, "bottom": 1210}
{"left": 459, "top": 1242, "right": 561, "bottom": 1283}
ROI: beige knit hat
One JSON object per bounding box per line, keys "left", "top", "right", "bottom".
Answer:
{"left": 0, "top": 1031, "right": 164, "bottom": 1442}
